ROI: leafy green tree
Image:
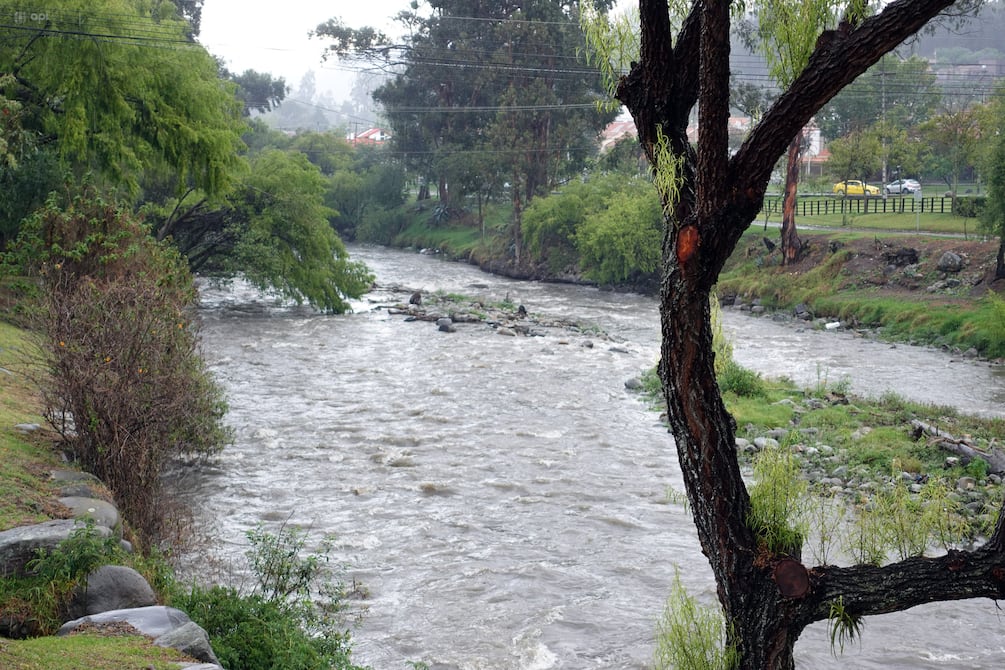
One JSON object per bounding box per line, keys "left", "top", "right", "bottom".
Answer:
{"left": 317, "top": 0, "right": 617, "bottom": 261}
{"left": 593, "top": 1, "right": 1001, "bottom": 668}
{"left": 0, "top": 147, "right": 63, "bottom": 247}
{"left": 0, "top": 0, "right": 245, "bottom": 195}
{"left": 920, "top": 105, "right": 983, "bottom": 197}
{"left": 0, "top": 71, "right": 63, "bottom": 247}
{"left": 222, "top": 67, "right": 289, "bottom": 116}
{"left": 877, "top": 119, "right": 927, "bottom": 182}
{"left": 168, "top": 150, "right": 373, "bottom": 313}
{"left": 979, "top": 91, "right": 1005, "bottom": 278}
{"left": 174, "top": 0, "right": 205, "bottom": 36}
{"left": 827, "top": 127, "right": 883, "bottom": 186}
{"left": 598, "top": 135, "right": 646, "bottom": 175}
{"left": 818, "top": 54, "right": 941, "bottom": 141}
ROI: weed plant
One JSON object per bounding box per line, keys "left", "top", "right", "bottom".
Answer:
{"left": 171, "top": 522, "right": 365, "bottom": 670}
{"left": 653, "top": 569, "right": 739, "bottom": 670}
{"left": 747, "top": 444, "right": 808, "bottom": 556}
{"left": 1, "top": 520, "right": 127, "bottom": 634}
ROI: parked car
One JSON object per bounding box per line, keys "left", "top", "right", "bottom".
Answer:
{"left": 884, "top": 178, "right": 921, "bottom": 194}
{"left": 833, "top": 180, "right": 881, "bottom": 196}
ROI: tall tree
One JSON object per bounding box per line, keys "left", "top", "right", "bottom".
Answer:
{"left": 826, "top": 127, "right": 883, "bottom": 185}
{"left": 920, "top": 105, "right": 983, "bottom": 198}
{"left": 605, "top": 2, "right": 1001, "bottom": 669}
{"left": 0, "top": 0, "right": 243, "bottom": 195}
{"left": 316, "top": 0, "right": 617, "bottom": 261}
{"left": 979, "top": 82, "right": 1005, "bottom": 279}
{"left": 221, "top": 67, "right": 288, "bottom": 116}
{"left": 981, "top": 128, "right": 1005, "bottom": 278}
{"left": 151, "top": 147, "right": 374, "bottom": 314}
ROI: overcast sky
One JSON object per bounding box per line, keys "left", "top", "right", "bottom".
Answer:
{"left": 199, "top": 0, "right": 403, "bottom": 99}
{"left": 199, "top": 0, "right": 632, "bottom": 102}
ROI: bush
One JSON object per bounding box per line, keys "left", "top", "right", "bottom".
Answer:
{"left": 718, "top": 359, "right": 765, "bottom": 398}
{"left": 654, "top": 569, "right": 738, "bottom": 670}
{"left": 575, "top": 185, "right": 663, "bottom": 284}
{"left": 4, "top": 190, "right": 230, "bottom": 546}
{"left": 522, "top": 189, "right": 586, "bottom": 267}
{"left": 173, "top": 523, "right": 364, "bottom": 670}
{"left": 355, "top": 205, "right": 408, "bottom": 245}
{"left": 954, "top": 195, "right": 986, "bottom": 218}
{"left": 8, "top": 520, "right": 128, "bottom": 634}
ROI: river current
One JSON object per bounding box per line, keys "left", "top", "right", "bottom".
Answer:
{"left": 183, "top": 244, "right": 1005, "bottom": 669}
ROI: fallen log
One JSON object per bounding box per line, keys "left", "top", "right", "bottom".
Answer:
{"left": 910, "top": 419, "right": 1005, "bottom": 474}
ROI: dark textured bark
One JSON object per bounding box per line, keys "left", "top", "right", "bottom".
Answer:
{"left": 617, "top": 2, "right": 1004, "bottom": 669}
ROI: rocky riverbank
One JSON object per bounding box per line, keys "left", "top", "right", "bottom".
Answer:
{"left": 0, "top": 427, "right": 221, "bottom": 668}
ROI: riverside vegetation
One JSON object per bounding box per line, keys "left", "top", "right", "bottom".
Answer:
{"left": 0, "top": 194, "right": 366, "bottom": 669}
{"left": 0, "top": 148, "right": 1002, "bottom": 670}
{"left": 362, "top": 171, "right": 1005, "bottom": 359}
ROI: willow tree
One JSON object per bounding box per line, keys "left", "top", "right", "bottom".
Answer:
{"left": 0, "top": 0, "right": 243, "bottom": 195}
{"left": 601, "top": 1, "right": 1004, "bottom": 668}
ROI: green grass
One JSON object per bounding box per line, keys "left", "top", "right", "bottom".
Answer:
{"left": 725, "top": 373, "right": 1005, "bottom": 481}
{"left": 0, "top": 633, "right": 195, "bottom": 670}
{"left": 759, "top": 195, "right": 978, "bottom": 234}
{"left": 0, "top": 322, "right": 63, "bottom": 530}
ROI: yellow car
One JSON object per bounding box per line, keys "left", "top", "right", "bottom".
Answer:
{"left": 833, "top": 180, "right": 880, "bottom": 196}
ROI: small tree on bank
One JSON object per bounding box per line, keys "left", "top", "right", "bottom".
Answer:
{"left": 5, "top": 190, "right": 230, "bottom": 546}
{"left": 601, "top": 1, "right": 1003, "bottom": 668}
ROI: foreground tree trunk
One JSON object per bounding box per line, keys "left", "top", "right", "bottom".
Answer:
{"left": 617, "top": 2, "right": 1005, "bottom": 668}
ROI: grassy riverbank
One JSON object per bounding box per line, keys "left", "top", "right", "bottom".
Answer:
{"left": 378, "top": 192, "right": 1005, "bottom": 358}
{"left": 717, "top": 229, "right": 1005, "bottom": 359}
{"left": 0, "top": 323, "right": 201, "bottom": 669}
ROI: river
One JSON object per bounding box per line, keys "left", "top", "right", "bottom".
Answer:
{"left": 183, "top": 244, "right": 1005, "bottom": 669}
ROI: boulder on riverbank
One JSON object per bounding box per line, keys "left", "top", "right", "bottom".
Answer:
{"left": 58, "top": 605, "right": 220, "bottom": 666}
{"left": 0, "top": 519, "right": 114, "bottom": 579}
{"left": 0, "top": 467, "right": 221, "bottom": 668}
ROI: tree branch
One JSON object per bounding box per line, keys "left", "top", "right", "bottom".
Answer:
{"left": 156, "top": 189, "right": 202, "bottom": 242}
{"left": 809, "top": 546, "right": 1005, "bottom": 624}
{"left": 696, "top": 1, "right": 731, "bottom": 218}
{"left": 731, "top": 0, "right": 958, "bottom": 209}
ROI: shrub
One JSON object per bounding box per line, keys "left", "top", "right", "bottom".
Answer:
{"left": 0, "top": 520, "right": 127, "bottom": 634}
{"left": 653, "top": 569, "right": 738, "bottom": 670}
{"left": 953, "top": 195, "right": 985, "bottom": 218}
{"left": 173, "top": 523, "right": 364, "bottom": 670}
{"left": 4, "top": 190, "right": 230, "bottom": 546}
{"left": 747, "top": 445, "right": 807, "bottom": 556}
{"left": 522, "top": 189, "right": 585, "bottom": 265}
{"left": 575, "top": 186, "right": 663, "bottom": 284}
{"left": 355, "top": 205, "right": 408, "bottom": 245}
{"left": 718, "top": 359, "right": 766, "bottom": 397}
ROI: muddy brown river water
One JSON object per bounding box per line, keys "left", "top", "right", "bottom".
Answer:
{"left": 180, "top": 244, "right": 1005, "bottom": 669}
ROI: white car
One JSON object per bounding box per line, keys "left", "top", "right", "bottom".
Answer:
{"left": 885, "top": 179, "right": 921, "bottom": 194}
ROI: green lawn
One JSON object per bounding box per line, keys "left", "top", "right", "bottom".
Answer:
{"left": 758, "top": 194, "right": 984, "bottom": 235}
